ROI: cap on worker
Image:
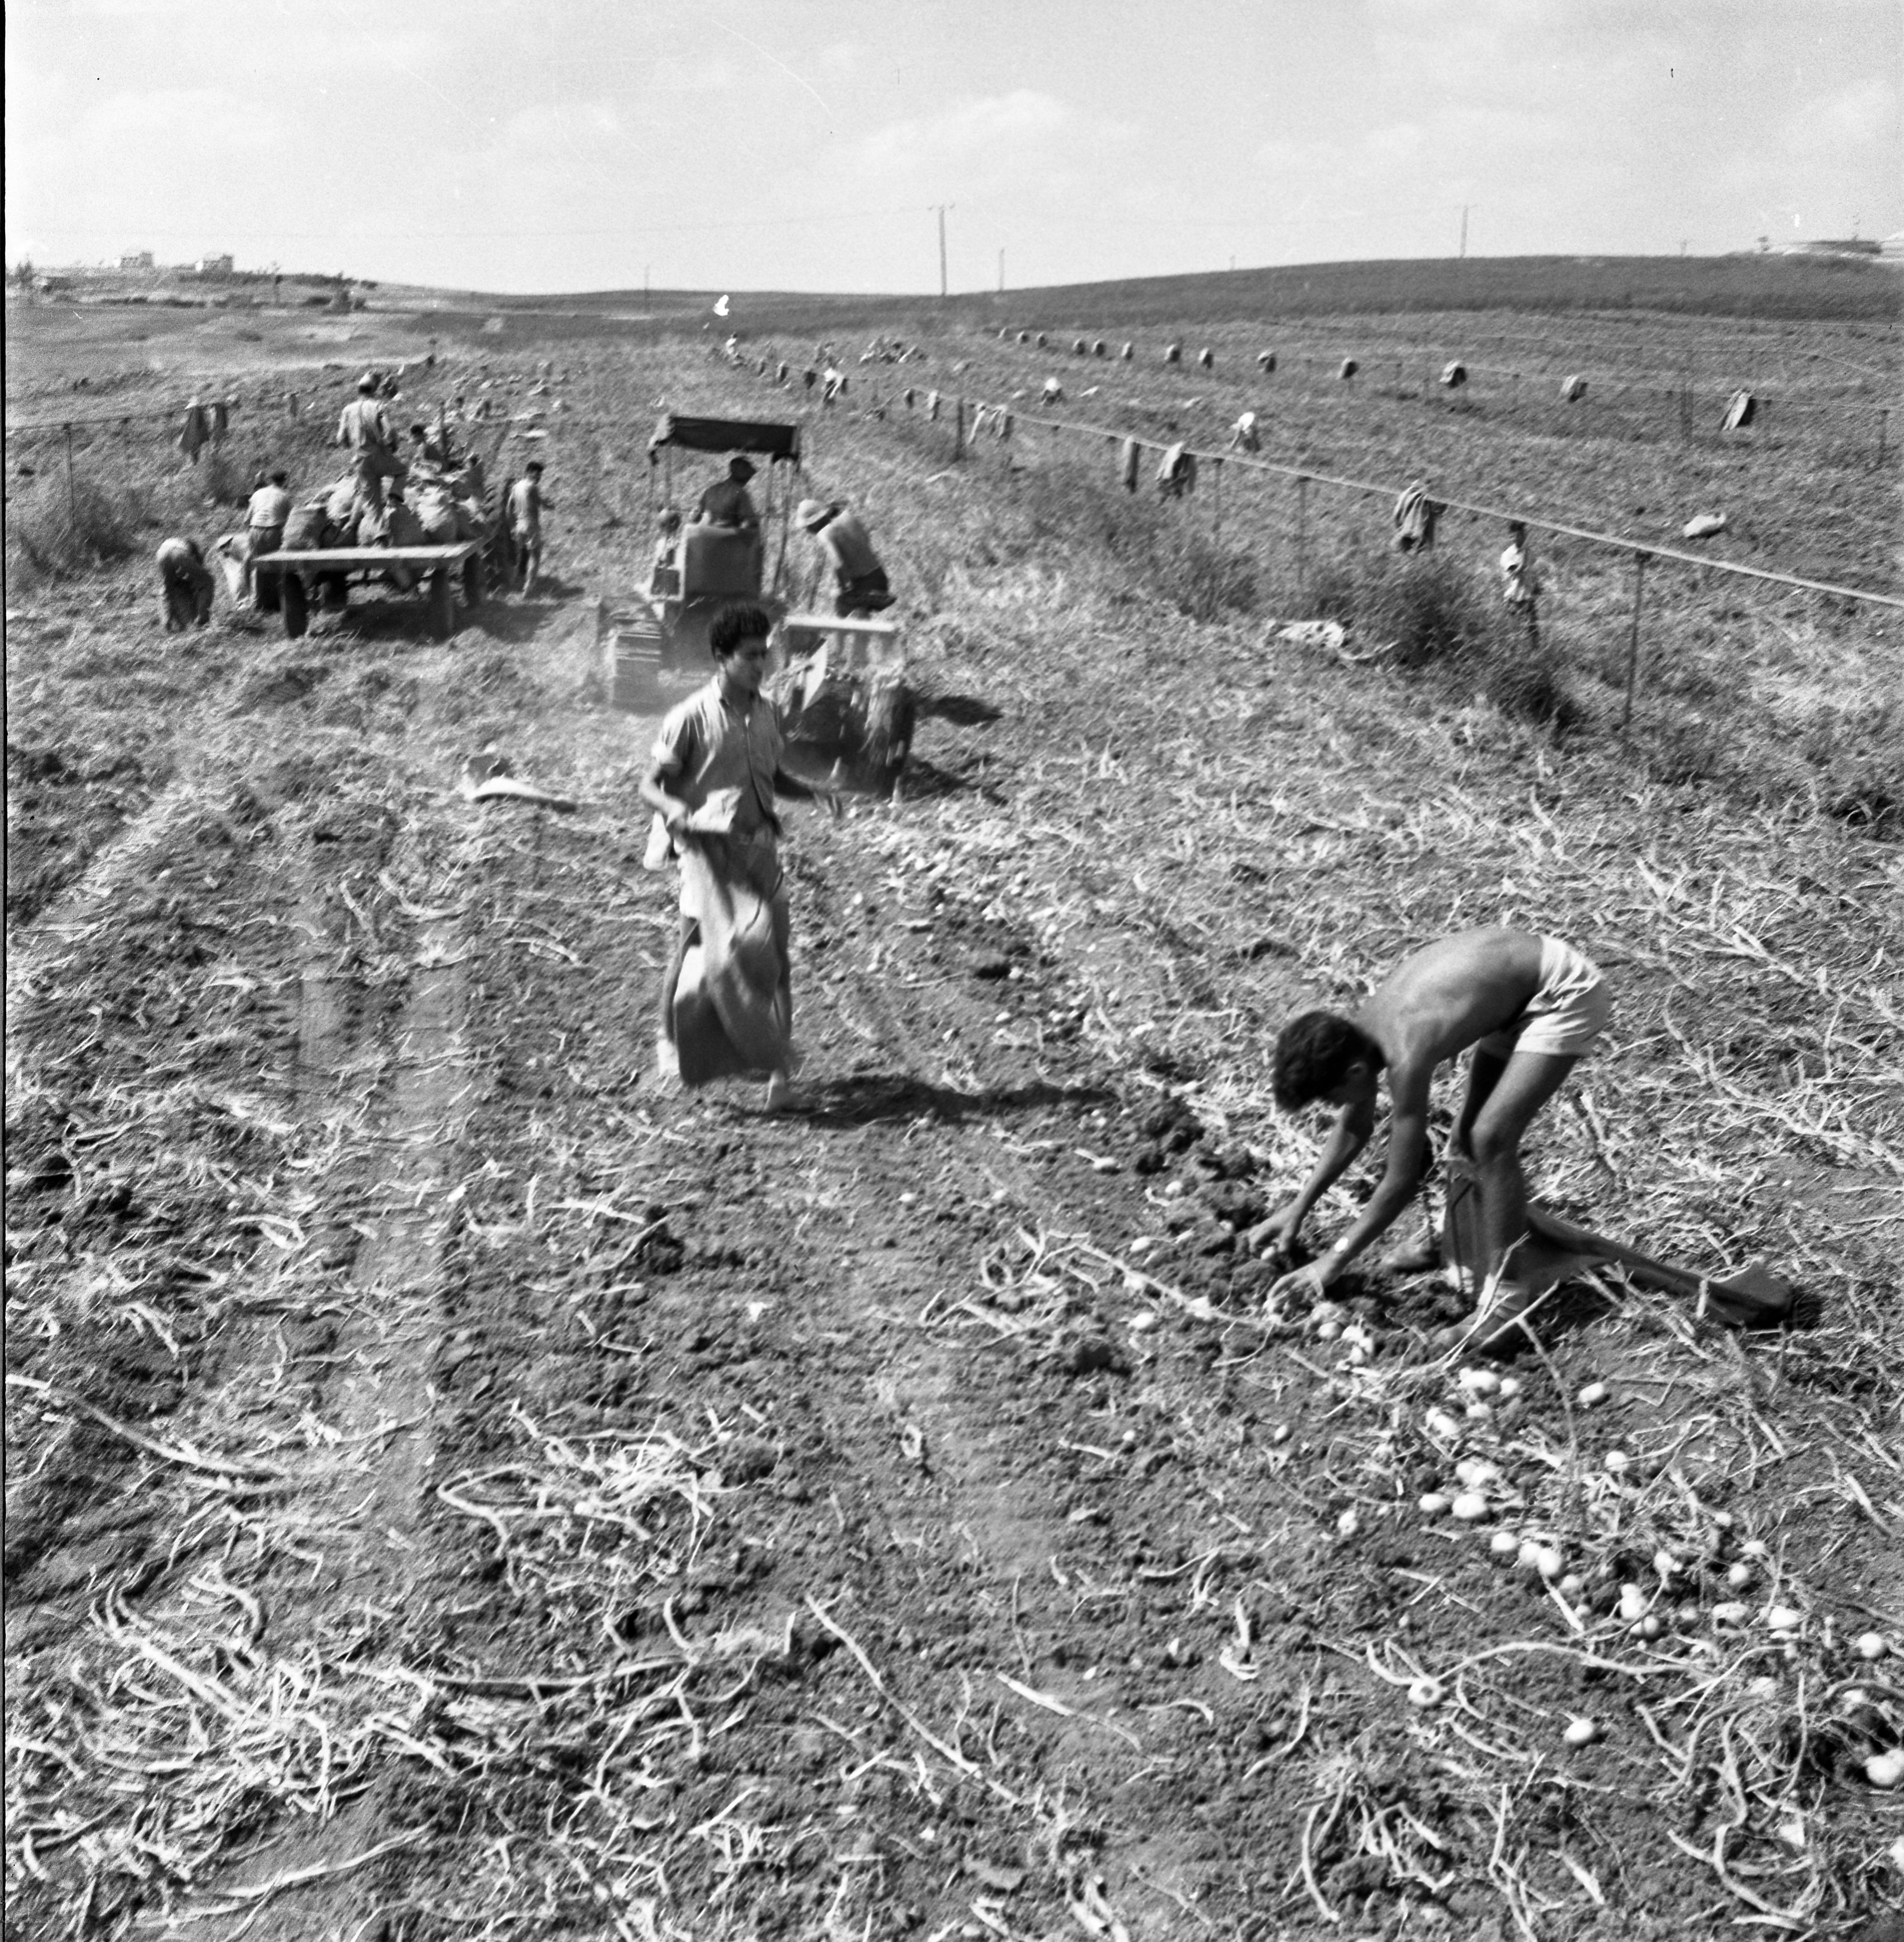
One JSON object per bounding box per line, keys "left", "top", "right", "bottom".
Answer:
{"left": 727, "top": 456, "right": 756, "bottom": 481}
{"left": 357, "top": 371, "right": 379, "bottom": 392}
{"left": 795, "top": 498, "right": 836, "bottom": 531}
{"left": 525, "top": 459, "right": 545, "bottom": 474}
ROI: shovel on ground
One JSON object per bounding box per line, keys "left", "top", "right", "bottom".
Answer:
{"left": 1442, "top": 1162, "right": 1795, "bottom": 1331}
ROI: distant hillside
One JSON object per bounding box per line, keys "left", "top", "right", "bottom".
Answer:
{"left": 359, "top": 254, "right": 1899, "bottom": 350}
{"left": 963, "top": 253, "right": 1902, "bottom": 327}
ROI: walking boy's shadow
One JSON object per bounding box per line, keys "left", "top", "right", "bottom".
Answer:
{"left": 752, "top": 1071, "right": 1114, "bottom": 1127}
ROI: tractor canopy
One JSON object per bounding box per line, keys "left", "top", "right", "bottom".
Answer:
{"left": 647, "top": 414, "right": 801, "bottom": 464}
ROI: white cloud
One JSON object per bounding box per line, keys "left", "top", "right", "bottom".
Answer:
{"left": 1781, "top": 75, "right": 1895, "bottom": 156}
{"left": 651, "top": 55, "right": 741, "bottom": 94}
{"left": 857, "top": 89, "right": 1070, "bottom": 171}
{"left": 851, "top": 89, "right": 1134, "bottom": 203}
{"left": 81, "top": 88, "right": 248, "bottom": 148}
{"left": 504, "top": 100, "right": 624, "bottom": 148}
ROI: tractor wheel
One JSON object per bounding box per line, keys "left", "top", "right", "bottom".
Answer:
{"left": 281, "top": 572, "right": 308, "bottom": 639}
{"left": 428, "top": 568, "right": 455, "bottom": 640}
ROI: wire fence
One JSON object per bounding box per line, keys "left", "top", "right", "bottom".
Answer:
{"left": 705, "top": 342, "right": 1900, "bottom": 748}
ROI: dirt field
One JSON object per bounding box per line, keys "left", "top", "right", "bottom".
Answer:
{"left": 7, "top": 295, "right": 1904, "bottom": 1941}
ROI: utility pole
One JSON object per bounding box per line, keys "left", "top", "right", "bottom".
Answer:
{"left": 644, "top": 264, "right": 650, "bottom": 307}
{"left": 934, "top": 205, "right": 951, "bottom": 299}
{"left": 1459, "top": 206, "right": 1469, "bottom": 259}
{"left": 998, "top": 248, "right": 1004, "bottom": 294}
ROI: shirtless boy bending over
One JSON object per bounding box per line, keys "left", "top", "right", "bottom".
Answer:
{"left": 1263, "top": 927, "right": 1610, "bottom": 1348}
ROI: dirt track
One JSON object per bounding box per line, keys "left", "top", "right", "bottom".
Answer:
{"left": 7, "top": 336, "right": 1904, "bottom": 1940}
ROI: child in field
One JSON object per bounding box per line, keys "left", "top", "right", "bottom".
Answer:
{"left": 639, "top": 602, "right": 839, "bottom": 1110}
{"left": 1263, "top": 927, "right": 1610, "bottom": 1351}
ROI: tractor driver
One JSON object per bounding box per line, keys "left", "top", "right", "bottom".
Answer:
{"left": 695, "top": 456, "right": 761, "bottom": 533}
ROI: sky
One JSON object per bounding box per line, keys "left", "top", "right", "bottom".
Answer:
{"left": 6, "top": 0, "right": 1899, "bottom": 296}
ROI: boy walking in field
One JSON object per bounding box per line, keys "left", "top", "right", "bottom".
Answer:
{"left": 1262, "top": 927, "right": 1610, "bottom": 1351}
{"left": 639, "top": 603, "right": 839, "bottom": 1110}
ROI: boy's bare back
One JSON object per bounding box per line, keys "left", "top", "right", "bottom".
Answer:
{"left": 1357, "top": 928, "right": 1547, "bottom": 1095}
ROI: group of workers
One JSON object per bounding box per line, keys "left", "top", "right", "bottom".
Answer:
{"left": 155, "top": 369, "right": 557, "bottom": 628}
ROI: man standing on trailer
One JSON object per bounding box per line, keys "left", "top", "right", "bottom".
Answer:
{"left": 336, "top": 373, "right": 404, "bottom": 510}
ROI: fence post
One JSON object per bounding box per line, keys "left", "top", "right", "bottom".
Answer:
{"left": 64, "top": 423, "right": 78, "bottom": 529}
{"left": 1620, "top": 551, "right": 1649, "bottom": 739}
{"left": 1296, "top": 474, "right": 1310, "bottom": 607}
{"left": 1879, "top": 408, "right": 1891, "bottom": 472}
{"left": 953, "top": 396, "right": 964, "bottom": 462}
{"left": 1212, "top": 456, "right": 1223, "bottom": 543}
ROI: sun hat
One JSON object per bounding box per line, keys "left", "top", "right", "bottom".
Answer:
{"left": 795, "top": 498, "right": 835, "bottom": 530}
{"left": 727, "top": 456, "right": 757, "bottom": 480}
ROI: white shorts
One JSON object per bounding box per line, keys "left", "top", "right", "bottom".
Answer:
{"left": 1478, "top": 936, "right": 1610, "bottom": 1059}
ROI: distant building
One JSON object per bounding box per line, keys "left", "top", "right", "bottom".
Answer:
{"left": 119, "top": 250, "right": 154, "bottom": 270}
{"left": 1784, "top": 238, "right": 1881, "bottom": 258}
{"left": 195, "top": 254, "right": 235, "bottom": 277}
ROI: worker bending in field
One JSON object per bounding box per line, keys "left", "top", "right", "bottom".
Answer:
{"left": 242, "top": 470, "right": 292, "bottom": 605}
{"left": 506, "top": 461, "right": 551, "bottom": 595}
{"left": 156, "top": 536, "right": 215, "bottom": 631}
{"left": 797, "top": 497, "right": 894, "bottom": 617}
{"left": 336, "top": 373, "right": 405, "bottom": 510}
{"left": 1262, "top": 927, "right": 1610, "bottom": 1353}
{"left": 695, "top": 456, "right": 761, "bottom": 532}
{"left": 640, "top": 602, "right": 839, "bottom": 1111}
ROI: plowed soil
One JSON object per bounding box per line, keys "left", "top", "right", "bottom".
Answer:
{"left": 7, "top": 321, "right": 1903, "bottom": 1942}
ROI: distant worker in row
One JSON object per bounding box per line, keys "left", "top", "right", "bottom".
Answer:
{"left": 797, "top": 498, "right": 894, "bottom": 617}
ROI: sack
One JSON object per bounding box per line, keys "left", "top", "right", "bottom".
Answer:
{"left": 387, "top": 503, "right": 427, "bottom": 547}
{"left": 416, "top": 486, "right": 459, "bottom": 541}
{"left": 284, "top": 504, "right": 328, "bottom": 550}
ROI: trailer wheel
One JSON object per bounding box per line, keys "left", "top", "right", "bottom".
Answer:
{"left": 281, "top": 572, "right": 308, "bottom": 639}
{"left": 462, "top": 553, "right": 484, "bottom": 610}
{"left": 429, "top": 568, "right": 455, "bottom": 640}
{"left": 256, "top": 568, "right": 282, "bottom": 615}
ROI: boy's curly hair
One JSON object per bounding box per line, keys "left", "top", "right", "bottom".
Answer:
{"left": 1272, "top": 1010, "right": 1382, "bottom": 1112}
{"left": 708, "top": 602, "right": 774, "bottom": 658}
